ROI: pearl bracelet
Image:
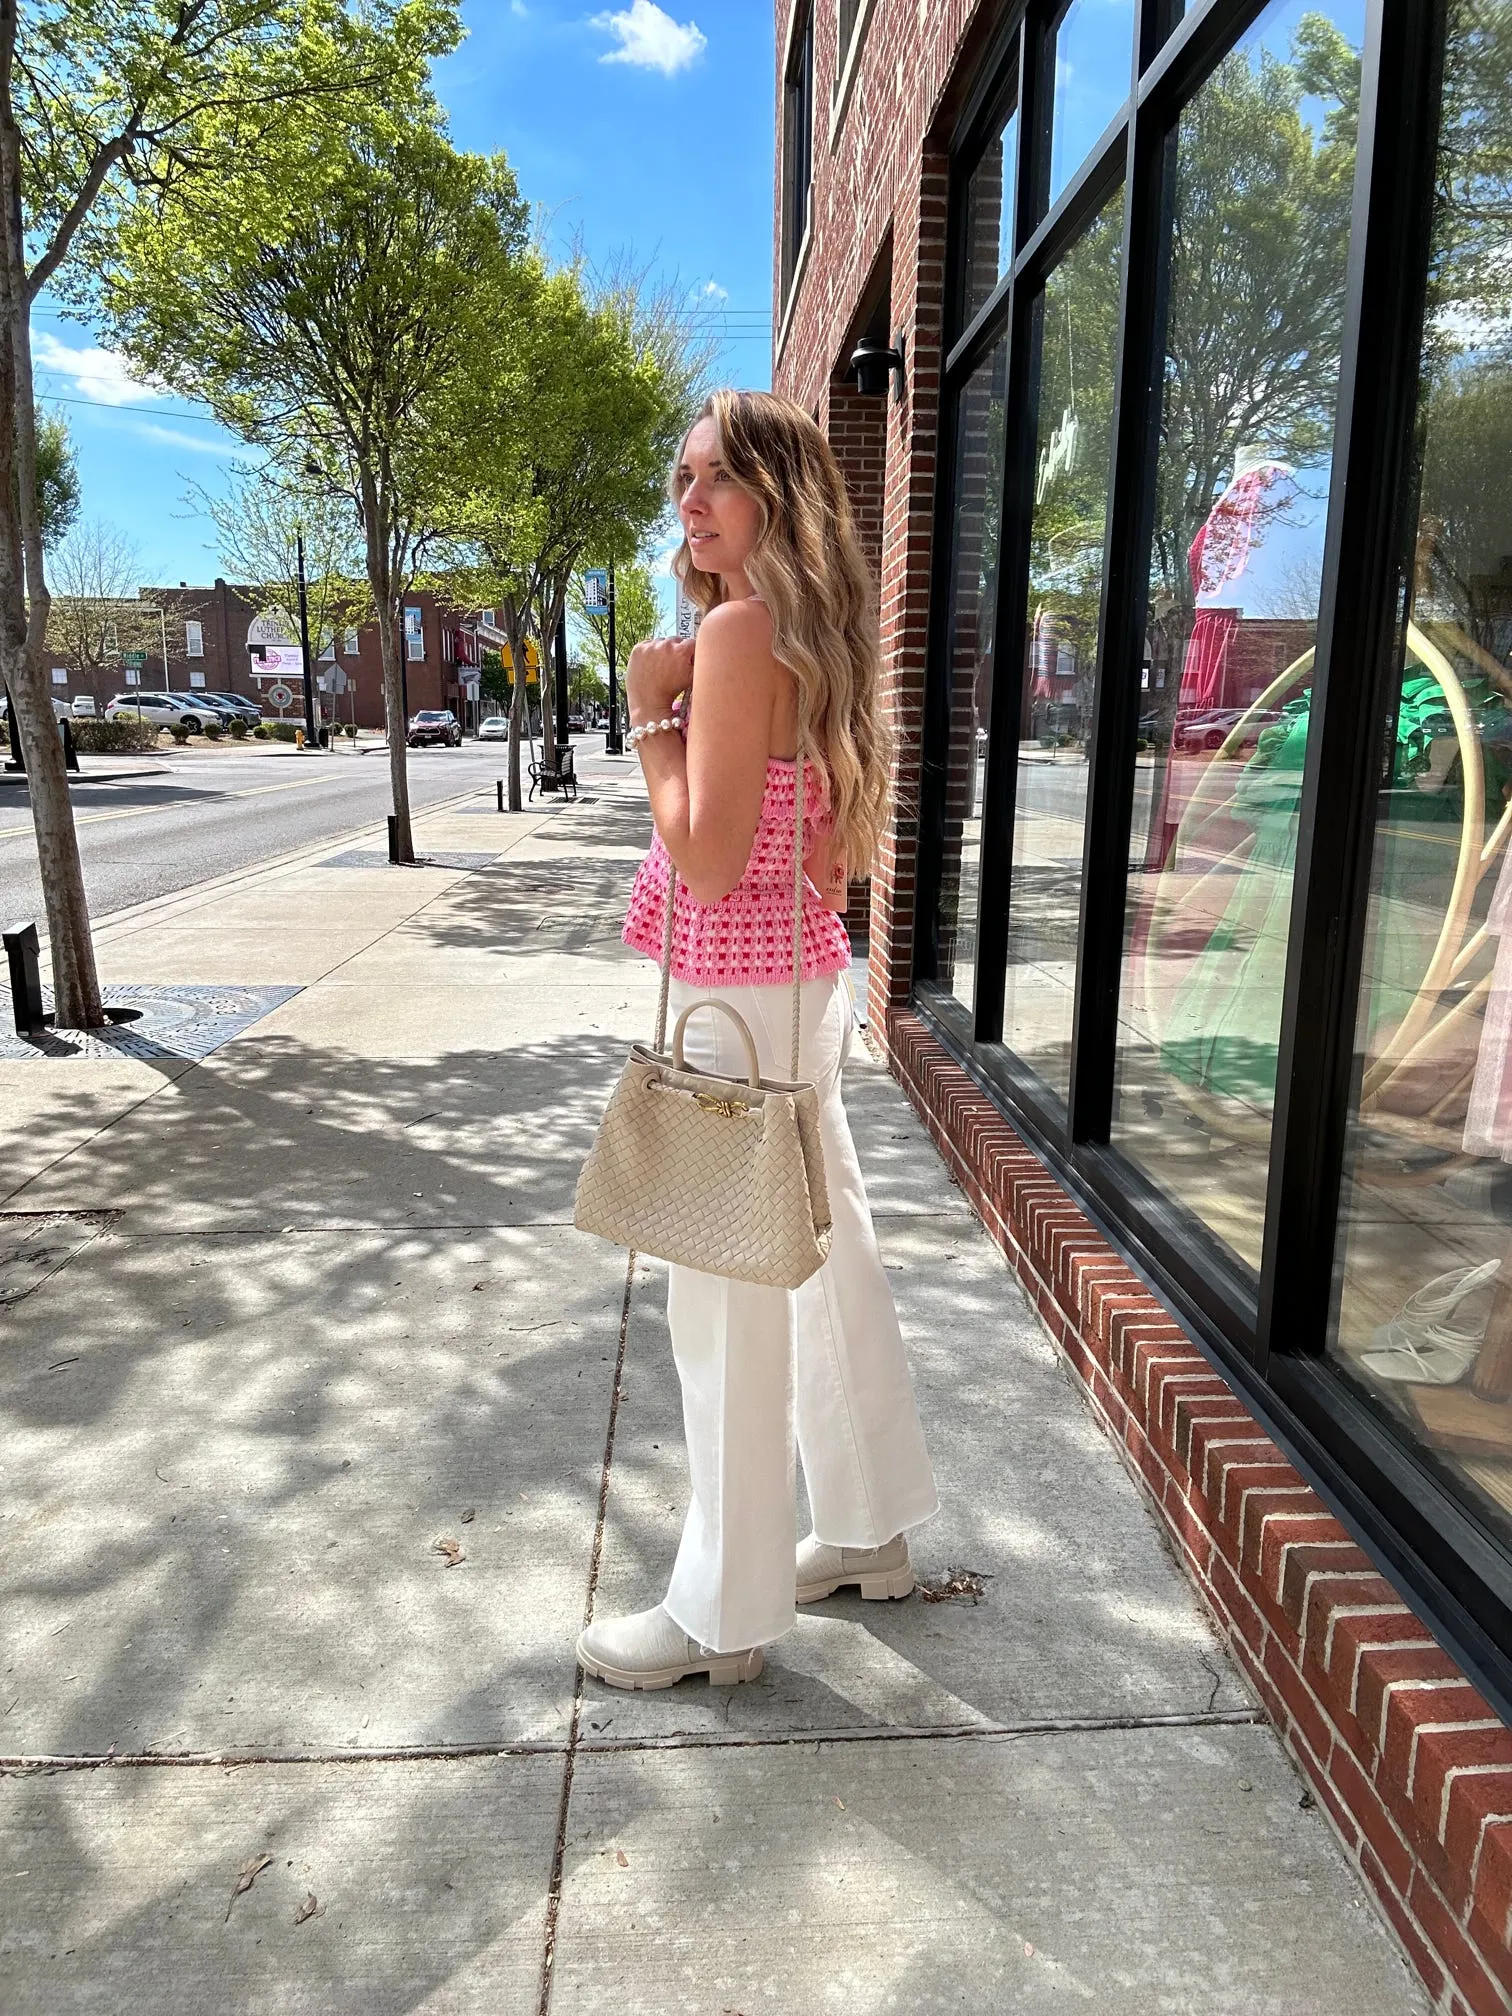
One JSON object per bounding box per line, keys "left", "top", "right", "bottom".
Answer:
{"left": 627, "top": 715, "right": 680, "bottom": 748}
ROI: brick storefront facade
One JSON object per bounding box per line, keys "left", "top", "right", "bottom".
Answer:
{"left": 773, "top": 3, "right": 1512, "bottom": 2009}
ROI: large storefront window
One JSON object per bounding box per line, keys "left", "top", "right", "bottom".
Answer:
{"left": 935, "top": 338, "right": 1009, "bottom": 1014}
{"left": 1331, "top": 0, "right": 1512, "bottom": 1540}
{"left": 918, "top": 0, "right": 1512, "bottom": 1704}
{"left": 1048, "top": 0, "right": 1135, "bottom": 205}
{"left": 1108, "top": 0, "right": 1363, "bottom": 1269}
{"left": 963, "top": 79, "right": 1019, "bottom": 321}
{"left": 1002, "top": 190, "right": 1123, "bottom": 1100}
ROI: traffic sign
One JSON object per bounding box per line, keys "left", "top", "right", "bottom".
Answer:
{"left": 123, "top": 650, "right": 147, "bottom": 668}
{"left": 266, "top": 681, "right": 295, "bottom": 711}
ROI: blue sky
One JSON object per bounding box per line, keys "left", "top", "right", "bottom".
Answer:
{"left": 34, "top": 0, "right": 775, "bottom": 590}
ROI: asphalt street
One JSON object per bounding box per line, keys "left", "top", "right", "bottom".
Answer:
{"left": 0, "top": 741, "right": 596, "bottom": 926}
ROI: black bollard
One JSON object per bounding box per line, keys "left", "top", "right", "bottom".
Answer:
{"left": 3, "top": 921, "right": 46, "bottom": 1035}
{"left": 496, "top": 778, "right": 504, "bottom": 813}
{"left": 387, "top": 814, "right": 399, "bottom": 863}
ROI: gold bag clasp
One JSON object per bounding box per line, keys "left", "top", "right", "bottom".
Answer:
{"left": 694, "top": 1092, "right": 751, "bottom": 1118}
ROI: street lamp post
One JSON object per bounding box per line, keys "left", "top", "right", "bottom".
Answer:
{"left": 296, "top": 531, "right": 317, "bottom": 748}
{"left": 554, "top": 612, "right": 569, "bottom": 746}
{"left": 606, "top": 561, "right": 622, "bottom": 755}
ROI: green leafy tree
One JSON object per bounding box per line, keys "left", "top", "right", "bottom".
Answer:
{"left": 105, "top": 83, "right": 530, "bottom": 859}
{"left": 438, "top": 263, "right": 691, "bottom": 806}
{"left": 569, "top": 556, "right": 659, "bottom": 684}
{"left": 36, "top": 405, "right": 78, "bottom": 546}
{"left": 0, "top": 0, "right": 442, "bottom": 1025}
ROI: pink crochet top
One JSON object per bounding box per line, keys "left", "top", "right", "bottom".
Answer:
{"left": 622, "top": 756, "right": 852, "bottom": 987}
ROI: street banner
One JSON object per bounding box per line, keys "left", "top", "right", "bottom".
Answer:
{"left": 582, "top": 568, "right": 610, "bottom": 616}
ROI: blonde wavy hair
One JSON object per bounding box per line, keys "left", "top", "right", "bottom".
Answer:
{"left": 671, "top": 388, "right": 892, "bottom": 873}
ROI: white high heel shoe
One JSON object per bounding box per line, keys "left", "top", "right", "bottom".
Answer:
{"left": 1361, "top": 1257, "right": 1502, "bottom": 1386}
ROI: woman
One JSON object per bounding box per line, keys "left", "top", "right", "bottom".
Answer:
{"left": 576, "top": 390, "right": 938, "bottom": 1691}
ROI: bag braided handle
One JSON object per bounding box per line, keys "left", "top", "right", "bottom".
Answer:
{"left": 652, "top": 737, "right": 807, "bottom": 1084}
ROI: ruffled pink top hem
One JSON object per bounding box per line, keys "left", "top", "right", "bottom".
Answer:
{"left": 622, "top": 756, "right": 851, "bottom": 987}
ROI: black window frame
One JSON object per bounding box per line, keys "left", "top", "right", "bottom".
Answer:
{"left": 781, "top": 2, "right": 816, "bottom": 306}
{"left": 910, "top": 0, "right": 1512, "bottom": 1717}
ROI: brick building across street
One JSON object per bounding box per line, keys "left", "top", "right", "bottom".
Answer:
{"left": 774, "top": 0, "right": 1512, "bottom": 2007}
{"left": 45, "top": 580, "right": 485, "bottom": 732}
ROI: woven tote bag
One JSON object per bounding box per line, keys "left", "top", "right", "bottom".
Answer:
{"left": 573, "top": 747, "right": 832, "bottom": 1288}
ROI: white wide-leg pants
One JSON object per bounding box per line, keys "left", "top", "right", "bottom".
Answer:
{"left": 660, "top": 968, "right": 939, "bottom": 1654}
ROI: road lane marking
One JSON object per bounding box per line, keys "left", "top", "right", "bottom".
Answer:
{"left": 0, "top": 769, "right": 349, "bottom": 839}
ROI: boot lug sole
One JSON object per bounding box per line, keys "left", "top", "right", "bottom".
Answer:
{"left": 578, "top": 1646, "right": 765, "bottom": 1691}
{"left": 797, "top": 1568, "right": 915, "bottom": 1604}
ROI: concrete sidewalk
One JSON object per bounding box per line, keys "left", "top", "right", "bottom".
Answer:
{"left": 0, "top": 756, "right": 1429, "bottom": 2013}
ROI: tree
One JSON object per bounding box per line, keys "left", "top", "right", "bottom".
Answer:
{"left": 439, "top": 263, "right": 696, "bottom": 807}
{"left": 567, "top": 658, "right": 606, "bottom": 714}
{"left": 36, "top": 405, "right": 78, "bottom": 546}
{"left": 45, "top": 518, "right": 159, "bottom": 681}
{"left": 569, "top": 556, "right": 659, "bottom": 681}
{"left": 107, "top": 96, "right": 528, "bottom": 859}
{"left": 2, "top": 0, "right": 447, "bottom": 1026}
{"left": 1151, "top": 24, "right": 1358, "bottom": 632}
{"left": 188, "top": 457, "right": 370, "bottom": 733}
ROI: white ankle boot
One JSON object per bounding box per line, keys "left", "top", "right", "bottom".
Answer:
{"left": 576, "top": 1605, "right": 765, "bottom": 1691}
{"left": 796, "top": 1532, "right": 914, "bottom": 1603}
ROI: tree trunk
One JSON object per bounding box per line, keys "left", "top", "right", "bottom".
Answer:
{"left": 0, "top": 16, "right": 102, "bottom": 1027}
{"left": 359, "top": 466, "right": 413, "bottom": 861}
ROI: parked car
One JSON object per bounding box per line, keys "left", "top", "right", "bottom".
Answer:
{"left": 201, "top": 690, "right": 261, "bottom": 724}
{"left": 167, "top": 692, "right": 227, "bottom": 732}
{"left": 478, "top": 715, "right": 509, "bottom": 742}
{"left": 105, "top": 690, "right": 222, "bottom": 732}
{"left": 408, "top": 708, "right": 462, "bottom": 747}
{"left": 105, "top": 690, "right": 181, "bottom": 728}
{"left": 71, "top": 695, "right": 97, "bottom": 719}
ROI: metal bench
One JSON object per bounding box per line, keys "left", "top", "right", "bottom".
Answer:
{"left": 528, "top": 742, "right": 577, "bottom": 803}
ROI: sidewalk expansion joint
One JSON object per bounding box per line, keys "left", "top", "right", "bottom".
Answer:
{"left": 536, "top": 1243, "right": 636, "bottom": 2016}
{"left": 0, "top": 1706, "right": 1264, "bottom": 1778}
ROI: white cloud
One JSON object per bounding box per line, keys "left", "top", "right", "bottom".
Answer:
{"left": 34, "top": 332, "right": 165, "bottom": 407}
{"left": 591, "top": 1, "right": 706, "bottom": 74}
{"left": 511, "top": 0, "right": 528, "bottom": 13}
{"left": 700, "top": 279, "right": 729, "bottom": 301}
{"left": 130, "top": 420, "right": 230, "bottom": 457}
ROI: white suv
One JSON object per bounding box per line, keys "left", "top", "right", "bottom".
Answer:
{"left": 106, "top": 691, "right": 179, "bottom": 727}
{"left": 106, "top": 690, "right": 223, "bottom": 732}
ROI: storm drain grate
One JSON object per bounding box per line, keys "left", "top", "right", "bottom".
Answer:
{"left": 0, "top": 983, "right": 301, "bottom": 1062}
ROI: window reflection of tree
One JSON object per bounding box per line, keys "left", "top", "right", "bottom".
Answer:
{"left": 1150, "top": 19, "right": 1359, "bottom": 733}
{"left": 1027, "top": 196, "right": 1123, "bottom": 748}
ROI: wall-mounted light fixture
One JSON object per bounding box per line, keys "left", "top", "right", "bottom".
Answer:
{"left": 848, "top": 331, "right": 906, "bottom": 400}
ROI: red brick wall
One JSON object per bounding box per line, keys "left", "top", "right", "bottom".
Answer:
{"left": 885, "top": 1009, "right": 1512, "bottom": 2015}
{"left": 773, "top": 3, "right": 1512, "bottom": 2009}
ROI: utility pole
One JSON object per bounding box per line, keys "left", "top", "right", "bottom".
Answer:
{"left": 296, "top": 532, "right": 317, "bottom": 748}
{"left": 555, "top": 612, "right": 570, "bottom": 746}
{"left": 606, "top": 561, "right": 622, "bottom": 755}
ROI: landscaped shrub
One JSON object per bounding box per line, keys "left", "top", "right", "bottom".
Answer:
{"left": 343, "top": 722, "right": 358, "bottom": 739}
{"left": 204, "top": 719, "right": 223, "bottom": 740}
{"left": 253, "top": 723, "right": 271, "bottom": 739}
{"left": 228, "top": 717, "right": 248, "bottom": 739}
{"left": 169, "top": 722, "right": 191, "bottom": 744}
{"left": 72, "top": 717, "right": 160, "bottom": 754}
{"left": 266, "top": 721, "right": 299, "bottom": 742}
